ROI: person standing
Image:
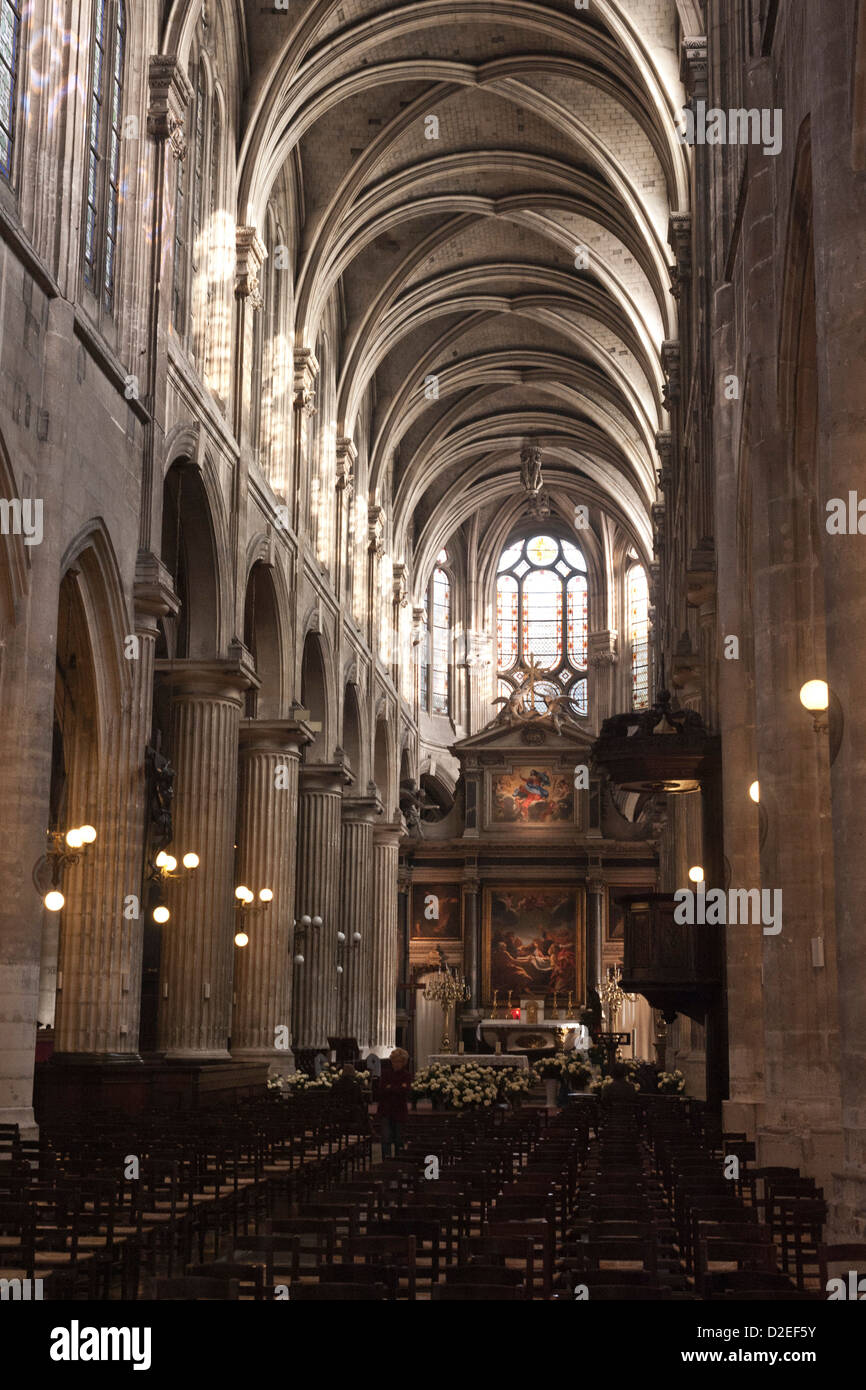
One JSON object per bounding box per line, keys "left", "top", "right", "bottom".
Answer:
{"left": 377, "top": 1048, "right": 412, "bottom": 1158}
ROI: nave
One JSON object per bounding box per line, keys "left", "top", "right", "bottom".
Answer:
{"left": 0, "top": 1091, "right": 857, "bottom": 1303}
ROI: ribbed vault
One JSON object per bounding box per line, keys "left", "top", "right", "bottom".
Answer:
{"left": 239, "top": 0, "right": 688, "bottom": 603}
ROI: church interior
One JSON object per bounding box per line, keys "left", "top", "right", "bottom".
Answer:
{"left": 1, "top": 0, "right": 865, "bottom": 1315}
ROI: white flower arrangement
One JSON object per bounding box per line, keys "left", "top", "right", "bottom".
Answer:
{"left": 657, "top": 1069, "right": 686, "bottom": 1094}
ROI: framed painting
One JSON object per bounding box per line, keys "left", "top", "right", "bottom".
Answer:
{"left": 607, "top": 892, "right": 626, "bottom": 942}
{"left": 490, "top": 766, "right": 574, "bottom": 825}
{"left": 411, "top": 883, "right": 462, "bottom": 940}
{"left": 482, "top": 885, "right": 584, "bottom": 1001}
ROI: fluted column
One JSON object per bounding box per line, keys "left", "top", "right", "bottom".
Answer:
{"left": 369, "top": 823, "right": 403, "bottom": 1057}
{"left": 462, "top": 875, "right": 481, "bottom": 1015}
{"left": 337, "top": 795, "right": 382, "bottom": 1047}
{"left": 585, "top": 878, "right": 605, "bottom": 1003}
{"left": 54, "top": 571, "right": 167, "bottom": 1058}
{"left": 232, "top": 720, "right": 311, "bottom": 1071}
{"left": 293, "top": 763, "right": 345, "bottom": 1051}
{"left": 156, "top": 654, "right": 256, "bottom": 1059}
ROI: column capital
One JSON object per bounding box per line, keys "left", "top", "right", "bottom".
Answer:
{"left": 336, "top": 437, "right": 357, "bottom": 493}
{"left": 368, "top": 505, "right": 386, "bottom": 558}
{"left": 147, "top": 56, "right": 193, "bottom": 157}
{"left": 462, "top": 877, "right": 481, "bottom": 896}
{"left": 661, "top": 340, "right": 681, "bottom": 407}
{"left": 392, "top": 562, "right": 409, "bottom": 608}
{"left": 155, "top": 650, "right": 259, "bottom": 702}
{"left": 342, "top": 793, "right": 385, "bottom": 824}
{"left": 299, "top": 760, "right": 351, "bottom": 796}
{"left": 239, "top": 718, "right": 316, "bottom": 756}
{"left": 680, "top": 35, "right": 708, "bottom": 101}
{"left": 588, "top": 630, "right": 618, "bottom": 668}
{"left": 586, "top": 877, "right": 607, "bottom": 895}
{"left": 235, "top": 227, "right": 267, "bottom": 306}
{"left": 134, "top": 550, "right": 180, "bottom": 624}
{"left": 374, "top": 820, "right": 405, "bottom": 848}
{"left": 294, "top": 348, "right": 319, "bottom": 414}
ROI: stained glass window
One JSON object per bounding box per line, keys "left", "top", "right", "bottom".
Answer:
{"left": 522, "top": 568, "right": 562, "bottom": 666}
{"left": 431, "top": 567, "right": 450, "bottom": 715}
{"left": 84, "top": 0, "right": 125, "bottom": 308}
{"left": 0, "top": 0, "right": 22, "bottom": 181}
{"left": 628, "top": 564, "right": 649, "bottom": 709}
{"left": 496, "top": 533, "right": 589, "bottom": 718}
{"left": 496, "top": 574, "right": 518, "bottom": 667}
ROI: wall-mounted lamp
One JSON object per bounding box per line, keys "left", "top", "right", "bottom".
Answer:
{"left": 148, "top": 847, "right": 200, "bottom": 924}
{"left": 748, "top": 781, "right": 760, "bottom": 803}
{"left": 33, "top": 825, "right": 99, "bottom": 912}
{"left": 799, "top": 679, "right": 843, "bottom": 764}
{"left": 292, "top": 912, "right": 322, "bottom": 965}
{"left": 688, "top": 865, "right": 704, "bottom": 884}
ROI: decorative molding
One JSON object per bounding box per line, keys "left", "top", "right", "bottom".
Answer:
{"left": 335, "top": 437, "right": 357, "bottom": 493}
{"left": 235, "top": 227, "right": 267, "bottom": 307}
{"left": 668, "top": 213, "right": 692, "bottom": 296}
{"left": 661, "top": 340, "right": 681, "bottom": 407}
{"left": 392, "top": 562, "right": 409, "bottom": 608}
{"left": 680, "top": 36, "right": 708, "bottom": 101}
{"left": 293, "top": 348, "right": 319, "bottom": 415}
{"left": 147, "top": 56, "right": 193, "bottom": 159}
{"left": 368, "top": 505, "right": 386, "bottom": 558}
{"left": 655, "top": 431, "right": 673, "bottom": 490}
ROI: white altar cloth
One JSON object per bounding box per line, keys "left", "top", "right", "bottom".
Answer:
{"left": 428, "top": 1053, "right": 529, "bottom": 1070}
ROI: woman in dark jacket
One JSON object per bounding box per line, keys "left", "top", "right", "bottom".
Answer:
{"left": 377, "top": 1048, "right": 412, "bottom": 1158}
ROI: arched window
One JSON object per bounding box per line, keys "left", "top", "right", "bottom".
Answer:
{"left": 419, "top": 554, "right": 451, "bottom": 717}
{"left": 0, "top": 0, "right": 23, "bottom": 182}
{"left": 628, "top": 562, "right": 649, "bottom": 709}
{"left": 83, "top": 0, "right": 125, "bottom": 310}
{"left": 496, "top": 533, "right": 588, "bottom": 716}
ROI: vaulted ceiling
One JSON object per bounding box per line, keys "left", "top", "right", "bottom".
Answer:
{"left": 240, "top": 0, "right": 696, "bottom": 593}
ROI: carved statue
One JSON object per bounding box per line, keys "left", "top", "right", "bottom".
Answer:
{"left": 520, "top": 440, "right": 544, "bottom": 497}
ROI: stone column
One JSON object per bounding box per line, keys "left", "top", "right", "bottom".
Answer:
{"left": 53, "top": 563, "right": 168, "bottom": 1059}
{"left": 588, "top": 633, "right": 617, "bottom": 735}
{"left": 156, "top": 652, "right": 256, "bottom": 1059}
{"left": 810, "top": 0, "right": 866, "bottom": 1236}
{"left": 293, "top": 762, "right": 345, "bottom": 1051}
{"left": 462, "top": 875, "right": 481, "bottom": 1014}
{"left": 337, "top": 795, "right": 382, "bottom": 1048}
{"left": 231, "top": 720, "right": 311, "bottom": 1072}
{"left": 292, "top": 349, "right": 319, "bottom": 533}
{"left": 585, "top": 878, "right": 605, "bottom": 1003}
{"left": 369, "top": 823, "right": 403, "bottom": 1057}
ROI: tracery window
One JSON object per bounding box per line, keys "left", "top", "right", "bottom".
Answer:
{"left": 83, "top": 0, "right": 125, "bottom": 309}
{"left": 419, "top": 554, "right": 451, "bottom": 717}
{"left": 0, "top": 0, "right": 22, "bottom": 181}
{"left": 628, "top": 562, "right": 649, "bottom": 709}
{"left": 496, "top": 533, "right": 588, "bottom": 717}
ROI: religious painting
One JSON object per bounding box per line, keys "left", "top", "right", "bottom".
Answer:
{"left": 483, "top": 885, "right": 583, "bottom": 1002}
{"left": 411, "top": 884, "right": 462, "bottom": 939}
{"left": 491, "top": 766, "right": 573, "bottom": 825}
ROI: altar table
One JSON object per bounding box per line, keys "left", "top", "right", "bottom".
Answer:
{"left": 428, "top": 1053, "right": 529, "bottom": 1070}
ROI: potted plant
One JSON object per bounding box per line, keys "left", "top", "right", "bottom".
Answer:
{"left": 657, "top": 1068, "right": 686, "bottom": 1095}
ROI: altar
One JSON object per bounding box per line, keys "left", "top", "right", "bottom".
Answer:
{"left": 428, "top": 1052, "right": 529, "bottom": 1070}
{"left": 478, "top": 1019, "right": 591, "bottom": 1054}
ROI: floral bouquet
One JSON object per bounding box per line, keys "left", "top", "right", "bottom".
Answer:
{"left": 501, "top": 1069, "right": 533, "bottom": 1105}
{"left": 657, "top": 1069, "right": 686, "bottom": 1095}
{"left": 534, "top": 1055, "right": 567, "bottom": 1080}
{"left": 447, "top": 1064, "right": 500, "bottom": 1110}
{"left": 590, "top": 1074, "right": 639, "bottom": 1095}
{"left": 560, "top": 1056, "right": 593, "bottom": 1090}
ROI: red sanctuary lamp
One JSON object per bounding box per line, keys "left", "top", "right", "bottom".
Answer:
{"left": 510, "top": 1008, "right": 521, "bottom": 1020}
